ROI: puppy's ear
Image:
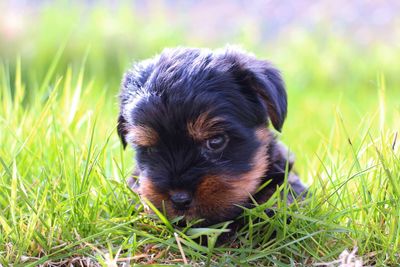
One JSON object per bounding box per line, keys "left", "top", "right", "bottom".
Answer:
{"left": 117, "top": 114, "right": 128, "bottom": 149}
{"left": 223, "top": 48, "right": 287, "bottom": 131}
{"left": 118, "top": 59, "right": 155, "bottom": 149}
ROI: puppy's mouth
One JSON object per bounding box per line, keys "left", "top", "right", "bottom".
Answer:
{"left": 168, "top": 202, "right": 198, "bottom": 221}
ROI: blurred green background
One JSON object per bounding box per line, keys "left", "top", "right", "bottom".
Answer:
{"left": 1, "top": 1, "right": 400, "bottom": 265}
{"left": 1, "top": 0, "right": 399, "bottom": 181}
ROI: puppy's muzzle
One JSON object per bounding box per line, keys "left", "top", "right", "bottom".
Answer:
{"left": 170, "top": 191, "right": 192, "bottom": 210}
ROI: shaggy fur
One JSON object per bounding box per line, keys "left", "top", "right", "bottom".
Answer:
{"left": 118, "top": 47, "right": 306, "bottom": 227}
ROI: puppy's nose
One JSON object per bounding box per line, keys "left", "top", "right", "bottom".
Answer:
{"left": 171, "top": 192, "right": 192, "bottom": 210}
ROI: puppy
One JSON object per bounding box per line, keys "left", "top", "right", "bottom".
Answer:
{"left": 117, "top": 47, "right": 306, "bottom": 227}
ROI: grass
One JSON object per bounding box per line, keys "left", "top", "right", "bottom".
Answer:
{"left": 1, "top": 3, "right": 400, "bottom": 266}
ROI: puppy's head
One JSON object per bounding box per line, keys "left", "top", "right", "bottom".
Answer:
{"left": 118, "top": 47, "right": 287, "bottom": 226}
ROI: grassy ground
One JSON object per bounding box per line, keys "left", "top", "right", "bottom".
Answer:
{"left": 1, "top": 4, "right": 400, "bottom": 266}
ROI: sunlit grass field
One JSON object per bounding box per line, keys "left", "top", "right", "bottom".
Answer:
{"left": 1, "top": 4, "right": 400, "bottom": 266}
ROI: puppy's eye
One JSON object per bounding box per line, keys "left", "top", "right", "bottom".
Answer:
{"left": 205, "top": 134, "right": 228, "bottom": 152}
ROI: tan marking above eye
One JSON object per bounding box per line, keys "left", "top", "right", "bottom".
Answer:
{"left": 126, "top": 125, "right": 159, "bottom": 146}
{"left": 187, "top": 113, "right": 225, "bottom": 141}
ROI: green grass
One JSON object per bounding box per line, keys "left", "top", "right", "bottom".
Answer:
{"left": 1, "top": 3, "right": 400, "bottom": 266}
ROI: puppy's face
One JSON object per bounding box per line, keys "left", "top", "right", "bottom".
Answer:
{"left": 118, "top": 47, "right": 287, "bottom": 226}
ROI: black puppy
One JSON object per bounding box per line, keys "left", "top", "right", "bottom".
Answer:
{"left": 118, "top": 47, "right": 306, "bottom": 227}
